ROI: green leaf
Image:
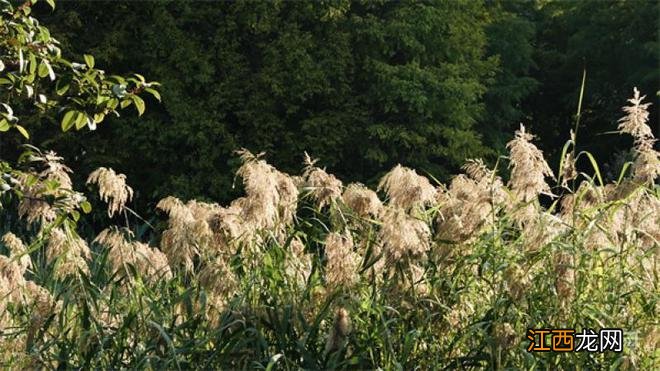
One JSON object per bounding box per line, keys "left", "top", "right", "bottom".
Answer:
{"left": 61, "top": 110, "right": 76, "bottom": 132}
{"left": 29, "top": 53, "right": 37, "bottom": 75}
{"left": 38, "top": 59, "right": 49, "bottom": 78}
{"left": 0, "top": 119, "right": 9, "bottom": 132}
{"left": 132, "top": 95, "right": 145, "bottom": 116}
{"left": 80, "top": 200, "right": 92, "bottom": 214}
{"left": 56, "top": 82, "right": 70, "bottom": 95}
{"left": 93, "top": 113, "right": 105, "bottom": 123}
{"left": 15, "top": 125, "right": 29, "bottom": 139}
{"left": 84, "top": 54, "right": 95, "bottom": 69}
{"left": 75, "top": 112, "right": 88, "bottom": 130}
{"left": 144, "top": 87, "right": 161, "bottom": 102}
{"left": 45, "top": 0, "right": 56, "bottom": 10}
{"left": 120, "top": 99, "right": 132, "bottom": 109}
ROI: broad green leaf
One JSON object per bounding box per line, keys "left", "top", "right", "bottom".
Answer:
{"left": 84, "top": 54, "right": 95, "bottom": 69}
{"left": 38, "top": 59, "right": 49, "bottom": 78}
{"left": 81, "top": 200, "right": 92, "bottom": 214}
{"left": 15, "top": 125, "right": 29, "bottom": 139}
{"left": 45, "top": 0, "right": 56, "bottom": 10}
{"left": 43, "top": 60, "right": 55, "bottom": 80}
{"left": 29, "top": 53, "right": 37, "bottom": 75}
{"left": 61, "top": 110, "right": 76, "bottom": 131}
{"left": 120, "top": 99, "right": 132, "bottom": 109}
{"left": 93, "top": 113, "right": 105, "bottom": 123}
{"left": 56, "top": 80, "right": 70, "bottom": 95}
{"left": 75, "top": 112, "right": 87, "bottom": 130}
{"left": 144, "top": 87, "right": 161, "bottom": 102}
{"left": 132, "top": 95, "right": 145, "bottom": 116}
{"left": 0, "top": 119, "right": 9, "bottom": 132}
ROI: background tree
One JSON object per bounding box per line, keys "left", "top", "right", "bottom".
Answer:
{"left": 25, "top": 0, "right": 499, "bottom": 206}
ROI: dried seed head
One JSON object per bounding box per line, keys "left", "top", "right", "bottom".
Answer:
{"left": 324, "top": 232, "right": 360, "bottom": 288}
{"left": 618, "top": 87, "right": 653, "bottom": 142}
{"left": 16, "top": 151, "right": 78, "bottom": 225}
{"left": 285, "top": 237, "right": 312, "bottom": 287}
{"left": 325, "top": 307, "right": 351, "bottom": 354}
{"left": 157, "top": 197, "right": 213, "bottom": 272}
{"left": 235, "top": 150, "right": 299, "bottom": 232}
{"left": 95, "top": 228, "right": 172, "bottom": 282}
{"left": 342, "top": 183, "right": 383, "bottom": 218}
{"left": 380, "top": 207, "right": 431, "bottom": 262}
{"left": 632, "top": 139, "right": 660, "bottom": 184}
{"left": 2, "top": 233, "right": 31, "bottom": 274}
{"left": 507, "top": 124, "right": 555, "bottom": 202}
{"left": 504, "top": 264, "right": 528, "bottom": 302}
{"left": 462, "top": 159, "right": 493, "bottom": 182}
{"left": 47, "top": 228, "right": 90, "bottom": 279}
{"left": 87, "top": 167, "right": 134, "bottom": 217}
{"left": 436, "top": 169, "right": 505, "bottom": 244}
{"left": 303, "top": 153, "right": 342, "bottom": 208}
{"left": 493, "top": 323, "right": 517, "bottom": 349}
{"left": 198, "top": 256, "right": 238, "bottom": 323}
{"left": 24, "top": 281, "right": 60, "bottom": 328}
{"left": 378, "top": 165, "right": 436, "bottom": 210}
{"left": 554, "top": 251, "right": 574, "bottom": 303}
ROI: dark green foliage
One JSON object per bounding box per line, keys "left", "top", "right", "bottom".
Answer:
{"left": 25, "top": 0, "right": 498, "bottom": 206}
{"left": 527, "top": 0, "right": 659, "bottom": 173}
{"left": 3, "top": 0, "right": 657, "bottom": 207}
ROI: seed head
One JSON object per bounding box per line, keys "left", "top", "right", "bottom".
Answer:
{"left": 378, "top": 165, "right": 436, "bottom": 211}
{"left": 506, "top": 124, "right": 555, "bottom": 202}
{"left": 87, "top": 167, "right": 134, "bottom": 217}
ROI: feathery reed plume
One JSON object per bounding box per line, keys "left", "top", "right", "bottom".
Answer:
{"left": 198, "top": 256, "right": 238, "bottom": 325}
{"left": 341, "top": 183, "right": 382, "bottom": 218}
{"left": 157, "top": 196, "right": 214, "bottom": 273}
{"left": 436, "top": 162, "right": 506, "bottom": 244}
{"left": 616, "top": 88, "right": 659, "bottom": 184}
{"left": 24, "top": 281, "right": 60, "bottom": 331}
{"left": 324, "top": 231, "right": 360, "bottom": 288}
{"left": 95, "top": 228, "right": 172, "bottom": 282}
{"left": 0, "top": 255, "right": 26, "bottom": 303}
{"left": 378, "top": 165, "right": 436, "bottom": 211}
{"left": 506, "top": 124, "right": 555, "bottom": 202}
{"left": 632, "top": 138, "right": 660, "bottom": 184}
{"left": 234, "top": 149, "right": 299, "bottom": 235}
{"left": 504, "top": 264, "right": 529, "bottom": 302}
{"left": 209, "top": 202, "right": 246, "bottom": 255}
{"left": 0, "top": 274, "right": 10, "bottom": 322}
{"left": 2, "top": 233, "right": 31, "bottom": 274}
{"left": 404, "top": 263, "right": 430, "bottom": 296}
{"left": 235, "top": 149, "right": 280, "bottom": 229}
{"left": 618, "top": 87, "right": 653, "bottom": 142}
{"left": 34, "top": 151, "right": 73, "bottom": 190}
{"left": 553, "top": 251, "right": 574, "bottom": 304}
{"left": 87, "top": 167, "right": 134, "bottom": 217}
{"left": 302, "top": 153, "right": 342, "bottom": 208}
{"left": 16, "top": 151, "right": 81, "bottom": 225}
{"left": 493, "top": 323, "right": 517, "bottom": 350}
{"left": 379, "top": 207, "right": 431, "bottom": 262}
{"left": 324, "top": 307, "right": 351, "bottom": 355}
{"left": 46, "top": 228, "right": 91, "bottom": 279}
{"left": 285, "top": 237, "right": 312, "bottom": 287}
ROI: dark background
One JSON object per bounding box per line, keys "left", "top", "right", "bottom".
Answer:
{"left": 2, "top": 0, "right": 658, "bottom": 209}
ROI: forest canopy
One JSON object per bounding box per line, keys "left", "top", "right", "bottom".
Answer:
{"left": 0, "top": 0, "right": 656, "bottom": 207}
